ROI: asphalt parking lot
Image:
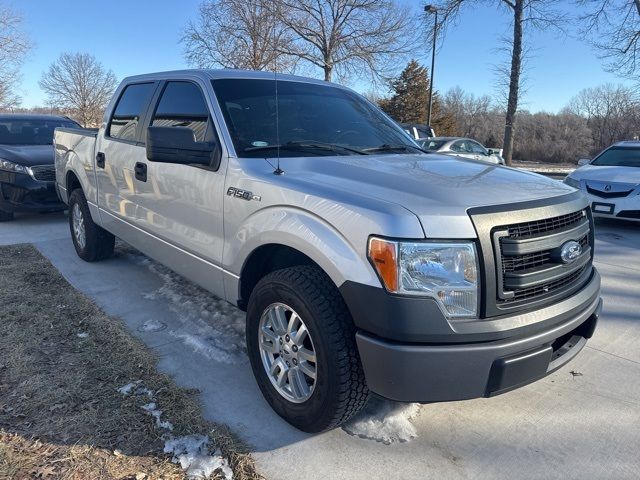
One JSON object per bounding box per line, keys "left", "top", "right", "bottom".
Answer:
{"left": 1, "top": 211, "right": 638, "bottom": 480}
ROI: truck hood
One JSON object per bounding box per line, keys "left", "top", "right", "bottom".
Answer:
{"left": 571, "top": 164, "right": 640, "bottom": 184}
{"left": 0, "top": 145, "right": 53, "bottom": 167}
{"left": 280, "top": 154, "right": 575, "bottom": 238}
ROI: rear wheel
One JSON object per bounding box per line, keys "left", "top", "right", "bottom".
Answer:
{"left": 0, "top": 210, "right": 14, "bottom": 222}
{"left": 68, "top": 189, "right": 114, "bottom": 262}
{"left": 246, "top": 265, "right": 369, "bottom": 432}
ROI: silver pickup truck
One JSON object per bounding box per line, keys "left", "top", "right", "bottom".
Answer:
{"left": 55, "top": 70, "right": 602, "bottom": 432}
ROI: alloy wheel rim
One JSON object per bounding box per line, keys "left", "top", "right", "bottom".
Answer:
{"left": 72, "top": 203, "right": 86, "bottom": 249}
{"left": 258, "top": 302, "right": 317, "bottom": 403}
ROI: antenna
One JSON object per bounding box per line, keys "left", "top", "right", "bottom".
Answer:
{"left": 272, "top": 18, "right": 283, "bottom": 175}
{"left": 273, "top": 70, "right": 283, "bottom": 175}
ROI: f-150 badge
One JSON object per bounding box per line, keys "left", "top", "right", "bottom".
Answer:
{"left": 227, "top": 187, "right": 261, "bottom": 201}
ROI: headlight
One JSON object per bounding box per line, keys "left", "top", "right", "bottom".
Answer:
{"left": 563, "top": 176, "right": 581, "bottom": 189}
{"left": 368, "top": 238, "right": 479, "bottom": 318}
{"left": 0, "top": 158, "right": 28, "bottom": 174}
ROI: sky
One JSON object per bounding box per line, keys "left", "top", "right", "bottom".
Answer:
{"left": 14, "top": 0, "right": 634, "bottom": 113}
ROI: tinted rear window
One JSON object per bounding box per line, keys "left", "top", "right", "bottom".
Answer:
{"left": 109, "top": 83, "right": 156, "bottom": 141}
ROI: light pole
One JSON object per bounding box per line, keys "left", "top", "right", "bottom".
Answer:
{"left": 425, "top": 4, "right": 438, "bottom": 128}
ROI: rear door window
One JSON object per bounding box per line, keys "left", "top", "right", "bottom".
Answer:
{"left": 151, "top": 81, "right": 214, "bottom": 142}
{"left": 108, "top": 83, "right": 156, "bottom": 142}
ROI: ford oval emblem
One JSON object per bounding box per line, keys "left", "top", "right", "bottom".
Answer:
{"left": 560, "top": 240, "right": 582, "bottom": 264}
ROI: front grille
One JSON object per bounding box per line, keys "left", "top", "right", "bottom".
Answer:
{"left": 502, "top": 235, "right": 589, "bottom": 273}
{"left": 506, "top": 210, "right": 585, "bottom": 239}
{"left": 468, "top": 195, "right": 594, "bottom": 317}
{"left": 586, "top": 185, "right": 633, "bottom": 198}
{"left": 495, "top": 209, "right": 593, "bottom": 308}
{"left": 29, "top": 165, "right": 56, "bottom": 182}
{"left": 508, "top": 265, "right": 588, "bottom": 302}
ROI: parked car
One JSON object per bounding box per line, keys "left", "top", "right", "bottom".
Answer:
{"left": 419, "top": 136, "right": 505, "bottom": 165}
{"left": 0, "top": 114, "right": 80, "bottom": 221}
{"left": 564, "top": 141, "right": 640, "bottom": 221}
{"left": 55, "top": 70, "right": 601, "bottom": 433}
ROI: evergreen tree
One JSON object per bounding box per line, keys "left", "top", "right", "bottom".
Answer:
{"left": 378, "top": 60, "right": 455, "bottom": 134}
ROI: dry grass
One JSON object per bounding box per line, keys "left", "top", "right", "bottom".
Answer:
{"left": 0, "top": 244, "right": 260, "bottom": 480}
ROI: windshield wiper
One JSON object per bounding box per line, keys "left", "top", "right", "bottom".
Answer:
{"left": 244, "top": 141, "right": 368, "bottom": 155}
{"left": 363, "top": 144, "right": 430, "bottom": 154}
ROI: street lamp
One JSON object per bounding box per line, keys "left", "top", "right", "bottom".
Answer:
{"left": 425, "top": 4, "right": 438, "bottom": 129}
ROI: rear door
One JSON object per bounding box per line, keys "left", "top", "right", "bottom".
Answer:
{"left": 95, "top": 81, "right": 158, "bottom": 230}
{"left": 134, "top": 80, "right": 227, "bottom": 276}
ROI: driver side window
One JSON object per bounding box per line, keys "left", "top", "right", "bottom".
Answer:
{"left": 151, "top": 81, "right": 216, "bottom": 143}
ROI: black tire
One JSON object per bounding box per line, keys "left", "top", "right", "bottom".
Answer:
{"left": 68, "top": 188, "right": 115, "bottom": 262}
{"left": 246, "top": 265, "right": 369, "bottom": 432}
{"left": 0, "top": 210, "right": 14, "bottom": 222}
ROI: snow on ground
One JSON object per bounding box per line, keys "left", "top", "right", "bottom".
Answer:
{"left": 139, "top": 319, "right": 167, "bottom": 332}
{"left": 76, "top": 332, "right": 88, "bottom": 338}
{"left": 117, "top": 380, "right": 153, "bottom": 397}
{"left": 119, "top": 380, "right": 232, "bottom": 479}
{"left": 116, "top": 242, "right": 247, "bottom": 364}
{"left": 141, "top": 402, "right": 175, "bottom": 431}
{"left": 164, "top": 435, "right": 233, "bottom": 480}
{"left": 343, "top": 397, "right": 422, "bottom": 444}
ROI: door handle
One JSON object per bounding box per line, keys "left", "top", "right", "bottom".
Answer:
{"left": 134, "top": 162, "right": 147, "bottom": 182}
{"left": 96, "top": 152, "right": 105, "bottom": 168}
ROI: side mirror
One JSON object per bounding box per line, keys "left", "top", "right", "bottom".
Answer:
{"left": 146, "top": 126, "right": 218, "bottom": 168}
{"left": 577, "top": 158, "right": 591, "bottom": 166}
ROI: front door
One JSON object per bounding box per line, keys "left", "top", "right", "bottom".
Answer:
{"left": 133, "top": 80, "right": 227, "bottom": 296}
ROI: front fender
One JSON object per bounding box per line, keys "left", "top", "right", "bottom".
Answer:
{"left": 223, "top": 205, "right": 381, "bottom": 297}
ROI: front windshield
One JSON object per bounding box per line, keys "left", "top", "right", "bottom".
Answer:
{"left": 592, "top": 146, "right": 640, "bottom": 167}
{"left": 0, "top": 119, "right": 79, "bottom": 146}
{"left": 212, "top": 78, "right": 420, "bottom": 158}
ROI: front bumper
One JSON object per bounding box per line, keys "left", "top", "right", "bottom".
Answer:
{"left": 0, "top": 171, "right": 64, "bottom": 213}
{"left": 584, "top": 191, "right": 640, "bottom": 221}
{"left": 344, "top": 268, "right": 601, "bottom": 402}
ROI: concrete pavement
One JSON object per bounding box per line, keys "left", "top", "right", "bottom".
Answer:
{"left": 1, "top": 211, "right": 638, "bottom": 480}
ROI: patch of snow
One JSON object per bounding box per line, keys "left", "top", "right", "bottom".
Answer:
{"left": 139, "top": 319, "right": 167, "bottom": 332}
{"left": 169, "top": 331, "right": 235, "bottom": 364}
{"left": 343, "top": 397, "right": 422, "bottom": 444}
{"left": 164, "top": 435, "right": 233, "bottom": 479}
{"left": 117, "top": 243, "right": 246, "bottom": 364}
{"left": 117, "top": 380, "right": 153, "bottom": 397}
{"left": 76, "top": 332, "right": 89, "bottom": 338}
{"left": 141, "top": 402, "right": 174, "bottom": 431}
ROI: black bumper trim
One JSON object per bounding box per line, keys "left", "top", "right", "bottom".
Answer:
{"left": 355, "top": 297, "right": 601, "bottom": 402}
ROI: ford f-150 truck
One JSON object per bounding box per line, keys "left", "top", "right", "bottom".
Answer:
{"left": 55, "top": 70, "right": 602, "bottom": 432}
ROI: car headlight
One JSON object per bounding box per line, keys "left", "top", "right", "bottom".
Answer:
{"left": 368, "top": 238, "right": 479, "bottom": 318}
{"left": 0, "top": 158, "right": 28, "bottom": 174}
{"left": 563, "top": 176, "right": 581, "bottom": 189}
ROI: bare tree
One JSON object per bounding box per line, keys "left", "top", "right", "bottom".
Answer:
{"left": 568, "top": 83, "right": 640, "bottom": 152}
{"left": 39, "top": 53, "right": 118, "bottom": 127}
{"left": 577, "top": 0, "right": 640, "bottom": 79}
{"left": 430, "top": 1, "right": 566, "bottom": 165}
{"left": 0, "top": 2, "right": 31, "bottom": 109}
{"left": 441, "top": 86, "right": 500, "bottom": 140}
{"left": 272, "top": 0, "right": 418, "bottom": 82}
{"left": 182, "top": 0, "right": 295, "bottom": 71}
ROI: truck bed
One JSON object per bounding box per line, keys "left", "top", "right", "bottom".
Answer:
{"left": 54, "top": 127, "right": 99, "bottom": 205}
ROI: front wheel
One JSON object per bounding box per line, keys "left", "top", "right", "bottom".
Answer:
{"left": 68, "top": 189, "right": 115, "bottom": 262}
{"left": 246, "top": 265, "right": 369, "bottom": 432}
